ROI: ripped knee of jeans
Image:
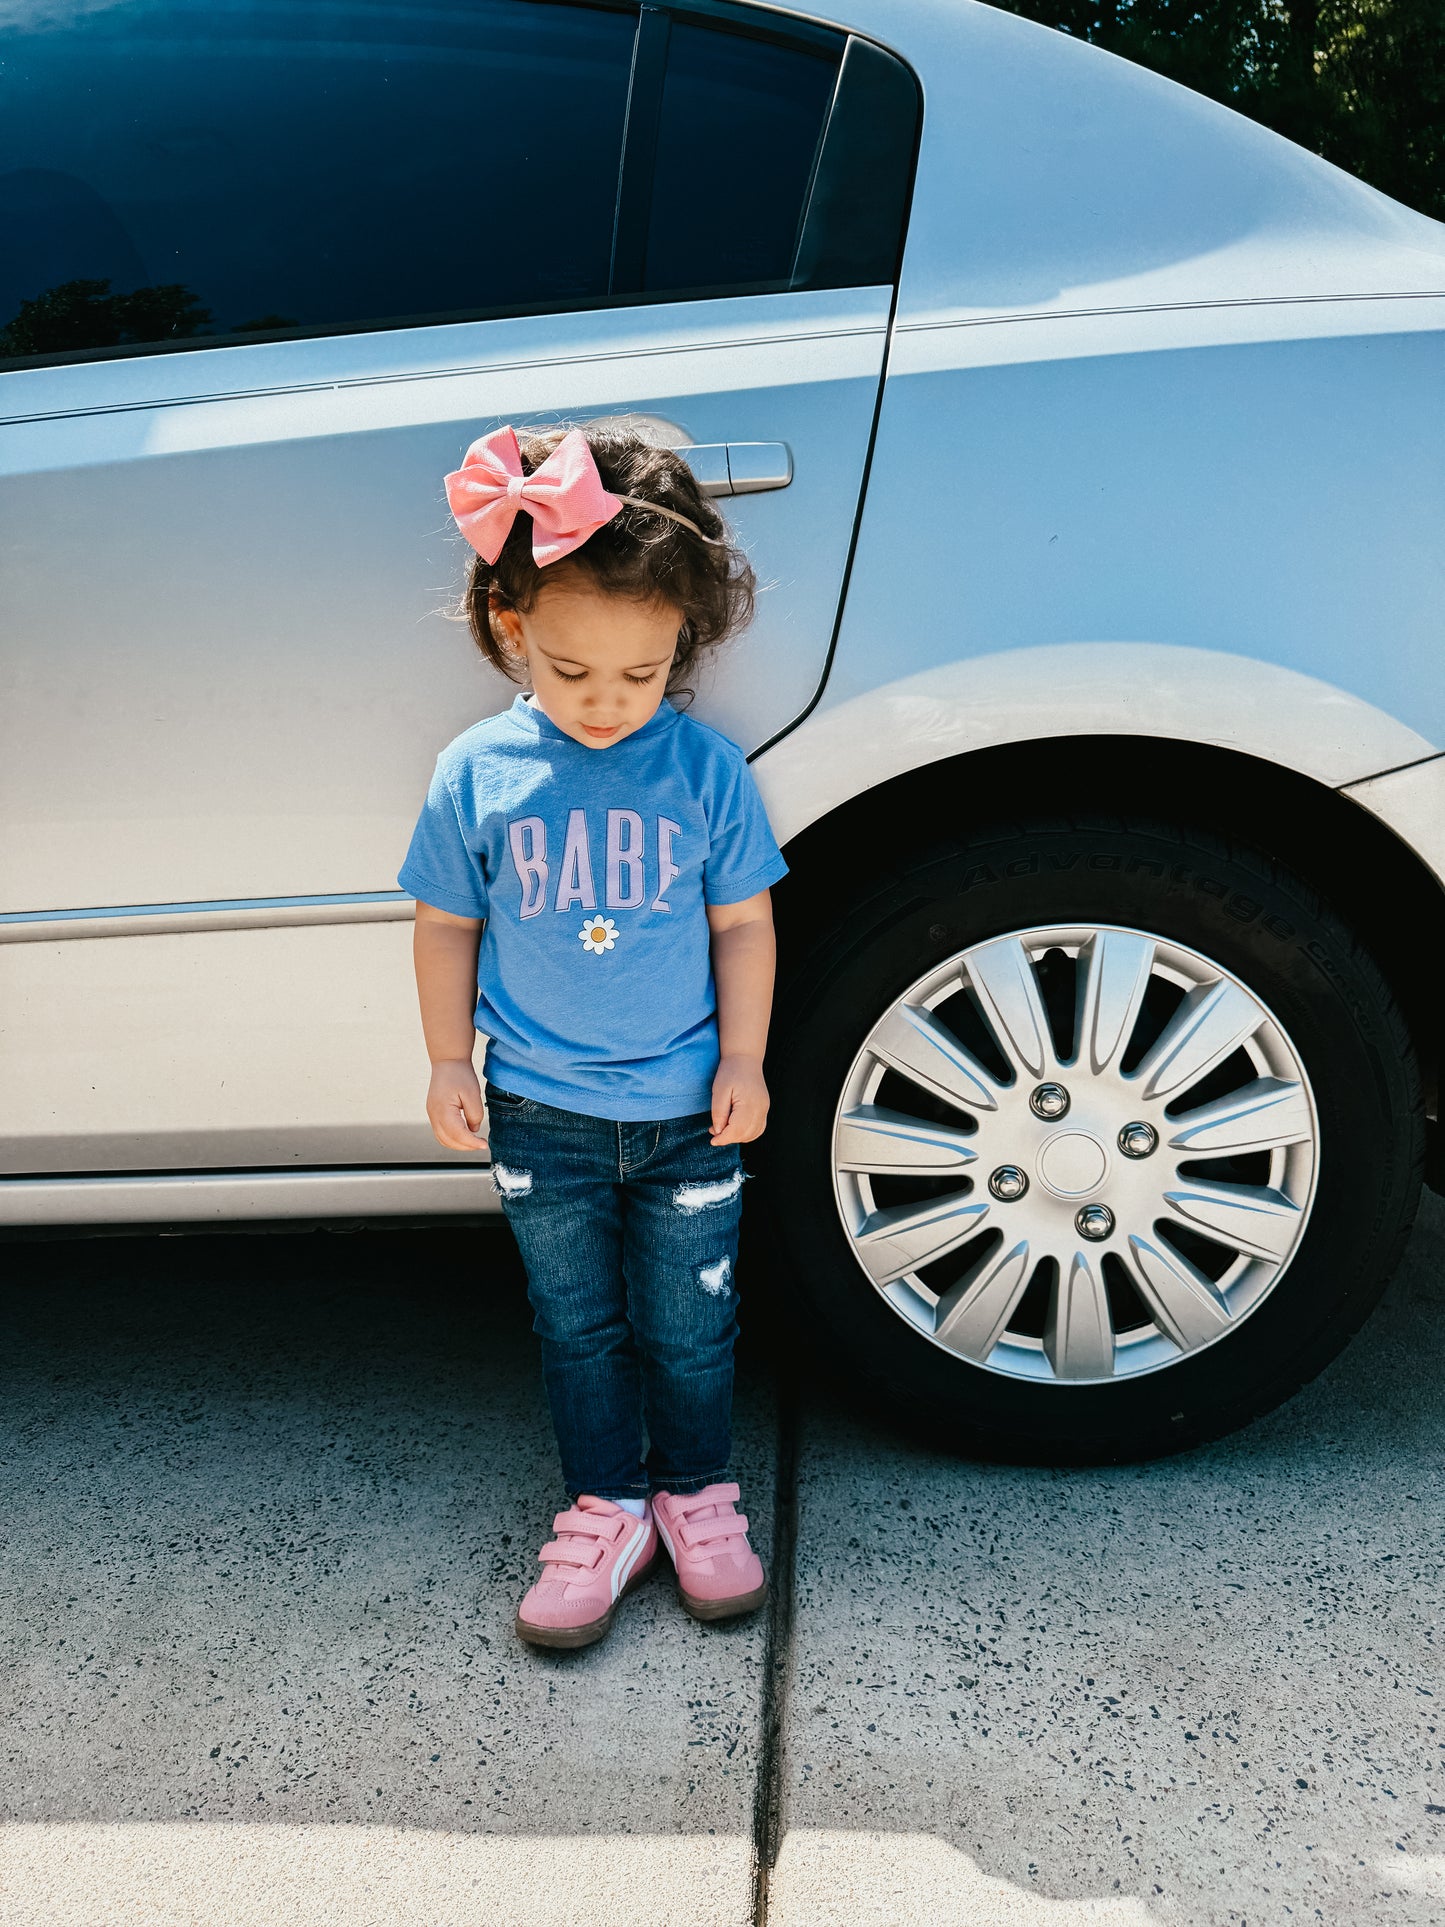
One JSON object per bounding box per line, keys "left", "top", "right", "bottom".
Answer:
{"left": 698, "top": 1255, "right": 733, "bottom": 1295}
{"left": 491, "top": 1161, "right": 533, "bottom": 1200}
{"left": 672, "top": 1169, "right": 744, "bottom": 1215}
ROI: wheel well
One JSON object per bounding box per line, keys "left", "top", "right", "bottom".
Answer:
{"left": 772, "top": 735, "right": 1443, "bottom": 1105}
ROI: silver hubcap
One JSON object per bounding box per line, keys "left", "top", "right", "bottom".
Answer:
{"left": 831, "top": 924, "right": 1319, "bottom": 1384}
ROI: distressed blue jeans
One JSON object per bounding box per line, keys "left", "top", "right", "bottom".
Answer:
{"left": 484, "top": 1086, "right": 745, "bottom": 1501}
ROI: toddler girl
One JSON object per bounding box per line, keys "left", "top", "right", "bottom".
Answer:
{"left": 399, "top": 423, "right": 787, "bottom": 1650}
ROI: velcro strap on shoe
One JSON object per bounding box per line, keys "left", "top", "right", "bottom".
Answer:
{"left": 553, "top": 1506, "right": 623, "bottom": 1540}
{"left": 676, "top": 1511, "right": 748, "bottom": 1552}
{"left": 539, "top": 1537, "right": 607, "bottom": 1573}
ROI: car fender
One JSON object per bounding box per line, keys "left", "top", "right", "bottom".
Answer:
{"left": 1339, "top": 756, "right": 1445, "bottom": 896}
{"left": 752, "top": 641, "right": 1441, "bottom": 874}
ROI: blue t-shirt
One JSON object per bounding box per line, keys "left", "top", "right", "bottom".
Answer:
{"left": 398, "top": 695, "right": 789, "bottom": 1121}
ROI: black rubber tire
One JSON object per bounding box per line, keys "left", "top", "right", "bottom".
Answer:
{"left": 764, "top": 815, "right": 1424, "bottom": 1463}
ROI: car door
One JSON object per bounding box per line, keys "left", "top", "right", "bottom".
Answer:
{"left": 0, "top": 0, "right": 919, "bottom": 1193}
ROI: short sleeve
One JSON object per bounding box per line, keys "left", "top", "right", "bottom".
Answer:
{"left": 703, "top": 751, "right": 789, "bottom": 906}
{"left": 397, "top": 759, "right": 489, "bottom": 919}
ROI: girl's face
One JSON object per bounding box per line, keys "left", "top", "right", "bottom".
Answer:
{"left": 490, "top": 577, "right": 681, "bottom": 750}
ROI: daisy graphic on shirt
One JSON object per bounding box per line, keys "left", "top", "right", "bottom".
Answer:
{"left": 579, "top": 916, "right": 618, "bottom": 955}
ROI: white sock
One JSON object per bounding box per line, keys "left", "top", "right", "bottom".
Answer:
{"left": 614, "top": 1497, "right": 648, "bottom": 1517}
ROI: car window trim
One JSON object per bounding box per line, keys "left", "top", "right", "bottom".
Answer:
{"left": 609, "top": 6, "right": 673, "bottom": 295}
{"left": 1, "top": 299, "right": 890, "bottom": 425}
{"left": 606, "top": 0, "right": 845, "bottom": 302}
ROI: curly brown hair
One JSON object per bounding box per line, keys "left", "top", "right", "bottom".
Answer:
{"left": 457, "top": 425, "right": 756, "bottom": 696}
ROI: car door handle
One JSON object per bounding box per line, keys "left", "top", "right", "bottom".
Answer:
{"left": 679, "top": 442, "right": 793, "bottom": 498}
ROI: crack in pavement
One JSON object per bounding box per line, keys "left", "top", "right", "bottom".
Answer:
{"left": 750, "top": 1379, "right": 800, "bottom": 1926}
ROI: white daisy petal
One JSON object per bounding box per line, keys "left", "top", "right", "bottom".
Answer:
{"left": 579, "top": 916, "right": 618, "bottom": 955}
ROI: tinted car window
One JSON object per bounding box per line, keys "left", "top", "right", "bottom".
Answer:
{"left": 641, "top": 21, "right": 839, "bottom": 296}
{"left": 0, "top": 0, "right": 637, "bottom": 367}
{"left": 792, "top": 37, "right": 920, "bottom": 292}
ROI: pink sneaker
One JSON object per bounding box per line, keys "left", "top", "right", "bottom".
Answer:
{"left": 652, "top": 1483, "right": 768, "bottom": 1622}
{"left": 514, "top": 1496, "right": 657, "bottom": 1650}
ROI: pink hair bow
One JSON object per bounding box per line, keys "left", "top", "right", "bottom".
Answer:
{"left": 444, "top": 425, "right": 624, "bottom": 567}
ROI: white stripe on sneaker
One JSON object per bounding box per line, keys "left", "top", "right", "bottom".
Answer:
{"left": 610, "top": 1519, "right": 650, "bottom": 1601}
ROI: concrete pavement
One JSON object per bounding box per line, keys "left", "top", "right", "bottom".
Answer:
{"left": 0, "top": 1197, "right": 1441, "bottom": 1925}
{"left": 773, "top": 1191, "right": 1445, "bottom": 1925}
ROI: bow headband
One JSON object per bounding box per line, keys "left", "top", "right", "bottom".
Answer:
{"left": 444, "top": 425, "right": 722, "bottom": 567}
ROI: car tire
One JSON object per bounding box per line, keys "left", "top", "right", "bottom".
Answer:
{"left": 764, "top": 814, "right": 1423, "bottom": 1462}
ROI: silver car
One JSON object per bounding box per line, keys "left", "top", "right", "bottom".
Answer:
{"left": 3, "top": 0, "right": 1443, "bottom": 1460}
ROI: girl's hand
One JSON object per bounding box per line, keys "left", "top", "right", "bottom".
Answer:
{"left": 707, "top": 893, "right": 775, "bottom": 1146}
{"left": 710, "top": 1054, "right": 770, "bottom": 1145}
{"left": 426, "top": 1058, "right": 489, "bottom": 1153}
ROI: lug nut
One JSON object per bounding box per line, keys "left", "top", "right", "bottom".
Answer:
{"left": 1118, "top": 1122, "right": 1158, "bottom": 1159}
{"left": 1076, "top": 1204, "right": 1114, "bottom": 1241}
{"left": 1030, "top": 1082, "right": 1070, "bottom": 1120}
{"left": 989, "top": 1165, "right": 1029, "bottom": 1202}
